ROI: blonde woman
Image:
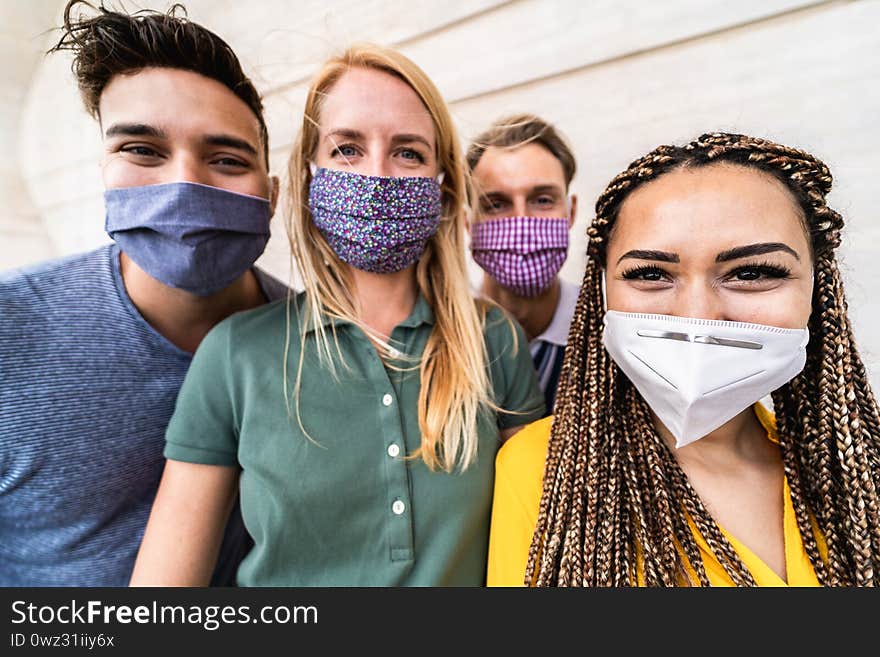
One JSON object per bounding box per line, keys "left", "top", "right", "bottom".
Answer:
{"left": 488, "top": 132, "right": 880, "bottom": 587}
{"left": 131, "top": 44, "right": 544, "bottom": 586}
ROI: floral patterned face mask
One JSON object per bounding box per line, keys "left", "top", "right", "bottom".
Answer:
{"left": 308, "top": 167, "right": 443, "bottom": 274}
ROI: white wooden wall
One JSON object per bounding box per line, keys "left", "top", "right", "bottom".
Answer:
{"left": 0, "top": 0, "right": 58, "bottom": 269}
{"left": 5, "top": 0, "right": 880, "bottom": 386}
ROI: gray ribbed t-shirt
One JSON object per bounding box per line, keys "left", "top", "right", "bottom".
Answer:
{"left": 0, "top": 243, "right": 287, "bottom": 585}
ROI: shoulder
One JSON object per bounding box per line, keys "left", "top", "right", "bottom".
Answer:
{"left": 481, "top": 299, "right": 511, "bottom": 326}
{"left": 480, "top": 301, "right": 523, "bottom": 353}
{"left": 559, "top": 278, "right": 580, "bottom": 298}
{"left": 0, "top": 246, "right": 112, "bottom": 311}
{"left": 753, "top": 401, "right": 779, "bottom": 443}
{"left": 1, "top": 246, "right": 109, "bottom": 287}
{"left": 216, "top": 294, "right": 297, "bottom": 339}
{"left": 557, "top": 279, "right": 579, "bottom": 319}
{"left": 497, "top": 415, "right": 553, "bottom": 478}
{"left": 252, "top": 267, "right": 290, "bottom": 302}
{"left": 199, "top": 292, "right": 305, "bottom": 358}
{"left": 535, "top": 279, "right": 579, "bottom": 347}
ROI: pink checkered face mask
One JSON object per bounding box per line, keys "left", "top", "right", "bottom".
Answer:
{"left": 470, "top": 215, "right": 569, "bottom": 297}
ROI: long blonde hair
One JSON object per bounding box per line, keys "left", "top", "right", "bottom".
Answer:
{"left": 285, "top": 43, "right": 492, "bottom": 473}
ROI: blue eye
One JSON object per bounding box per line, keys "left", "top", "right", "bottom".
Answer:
{"left": 398, "top": 148, "right": 426, "bottom": 163}
{"left": 330, "top": 144, "right": 359, "bottom": 158}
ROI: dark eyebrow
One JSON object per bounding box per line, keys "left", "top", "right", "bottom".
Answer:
{"left": 104, "top": 125, "right": 258, "bottom": 158}
{"left": 716, "top": 242, "right": 800, "bottom": 262}
{"left": 203, "top": 134, "right": 258, "bottom": 157}
{"left": 105, "top": 123, "right": 166, "bottom": 139}
{"left": 617, "top": 249, "right": 679, "bottom": 265}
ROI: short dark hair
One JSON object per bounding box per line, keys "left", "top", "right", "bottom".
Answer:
{"left": 467, "top": 113, "right": 577, "bottom": 187}
{"left": 48, "top": 1, "right": 269, "bottom": 166}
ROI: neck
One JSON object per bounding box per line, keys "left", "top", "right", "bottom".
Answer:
{"left": 349, "top": 265, "right": 419, "bottom": 338}
{"left": 657, "top": 406, "right": 774, "bottom": 469}
{"left": 119, "top": 250, "right": 267, "bottom": 354}
{"left": 481, "top": 276, "right": 560, "bottom": 341}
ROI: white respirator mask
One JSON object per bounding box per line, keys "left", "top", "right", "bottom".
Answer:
{"left": 601, "top": 303, "right": 809, "bottom": 448}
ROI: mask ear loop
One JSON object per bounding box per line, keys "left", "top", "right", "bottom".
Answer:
{"left": 436, "top": 171, "right": 445, "bottom": 185}
{"left": 600, "top": 268, "right": 608, "bottom": 314}
{"left": 308, "top": 162, "right": 318, "bottom": 176}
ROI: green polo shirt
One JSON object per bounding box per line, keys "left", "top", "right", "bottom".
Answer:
{"left": 164, "top": 292, "right": 544, "bottom": 586}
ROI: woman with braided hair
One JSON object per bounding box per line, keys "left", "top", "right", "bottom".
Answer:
{"left": 487, "top": 132, "right": 880, "bottom": 586}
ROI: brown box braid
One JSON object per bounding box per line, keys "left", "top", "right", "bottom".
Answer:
{"left": 527, "top": 132, "right": 880, "bottom": 586}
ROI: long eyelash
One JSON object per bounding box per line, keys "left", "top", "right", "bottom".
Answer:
{"left": 621, "top": 265, "right": 666, "bottom": 279}
{"left": 730, "top": 261, "right": 792, "bottom": 278}
{"left": 120, "top": 145, "right": 157, "bottom": 155}
{"left": 215, "top": 158, "right": 248, "bottom": 168}
{"left": 329, "top": 143, "right": 359, "bottom": 158}
{"left": 400, "top": 149, "right": 426, "bottom": 163}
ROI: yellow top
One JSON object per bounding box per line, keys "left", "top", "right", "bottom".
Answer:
{"left": 487, "top": 404, "right": 823, "bottom": 587}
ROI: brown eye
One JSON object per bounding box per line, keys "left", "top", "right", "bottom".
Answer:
{"left": 121, "top": 145, "right": 160, "bottom": 157}
{"left": 622, "top": 266, "right": 667, "bottom": 282}
{"left": 213, "top": 157, "right": 248, "bottom": 168}
{"left": 729, "top": 263, "right": 791, "bottom": 282}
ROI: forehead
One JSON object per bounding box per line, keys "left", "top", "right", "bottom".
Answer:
{"left": 319, "top": 67, "right": 434, "bottom": 141}
{"left": 472, "top": 142, "right": 566, "bottom": 193}
{"left": 98, "top": 67, "right": 262, "bottom": 142}
{"left": 611, "top": 163, "right": 810, "bottom": 258}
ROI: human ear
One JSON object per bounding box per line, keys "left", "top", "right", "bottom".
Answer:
{"left": 268, "top": 175, "right": 280, "bottom": 216}
{"left": 568, "top": 193, "right": 578, "bottom": 228}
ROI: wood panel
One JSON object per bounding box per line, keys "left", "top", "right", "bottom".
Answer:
{"left": 404, "top": 0, "right": 822, "bottom": 102}
{"left": 450, "top": 0, "right": 880, "bottom": 383}
{"left": 183, "top": 0, "right": 509, "bottom": 92}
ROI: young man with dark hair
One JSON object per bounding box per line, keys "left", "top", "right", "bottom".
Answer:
{"left": 468, "top": 114, "right": 579, "bottom": 415}
{"left": 0, "top": 1, "right": 284, "bottom": 585}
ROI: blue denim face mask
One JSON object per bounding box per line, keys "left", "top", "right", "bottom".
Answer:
{"left": 104, "top": 181, "right": 271, "bottom": 296}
